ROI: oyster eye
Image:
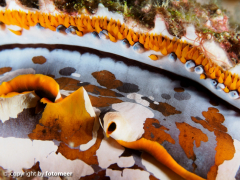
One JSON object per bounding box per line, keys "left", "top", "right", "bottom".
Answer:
{"left": 185, "top": 60, "right": 196, "bottom": 71}
{"left": 168, "top": 52, "right": 177, "bottom": 62}
{"left": 107, "top": 122, "right": 117, "bottom": 135}
{"left": 229, "top": 91, "right": 239, "bottom": 99}
{"left": 121, "top": 38, "right": 130, "bottom": 48}
{"left": 56, "top": 25, "right": 67, "bottom": 34}
{"left": 91, "top": 31, "right": 100, "bottom": 39}
{"left": 216, "top": 83, "right": 225, "bottom": 91}
{"left": 99, "top": 30, "right": 109, "bottom": 39}
{"left": 36, "top": 23, "right": 44, "bottom": 29}
{"left": 194, "top": 65, "right": 204, "bottom": 74}
{"left": 210, "top": 79, "right": 218, "bottom": 87}
{"left": 66, "top": 25, "right": 78, "bottom": 35}
{"left": 133, "top": 42, "right": 144, "bottom": 53}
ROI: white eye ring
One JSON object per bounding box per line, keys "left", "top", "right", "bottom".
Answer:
{"left": 185, "top": 60, "right": 195, "bottom": 71}
{"left": 133, "top": 42, "right": 144, "bottom": 53}
{"left": 56, "top": 24, "right": 67, "bottom": 34}
{"left": 194, "top": 65, "right": 204, "bottom": 74}
{"left": 91, "top": 31, "right": 100, "bottom": 38}
{"left": 66, "top": 25, "right": 78, "bottom": 34}
{"left": 99, "top": 30, "right": 109, "bottom": 39}
{"left": 168, "top": 52, "right": 177, "bottom": 62}
{"left": 229, "top": 91, "right": 239, "bottom": 99}
{"left": 210, "top": 79, "right": 218, "bottom": 87}
{"left": 121, "top": 39, "right": 130, "bottom": 48}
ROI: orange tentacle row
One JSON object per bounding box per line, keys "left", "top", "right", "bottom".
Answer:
{"left": 76, "top": 30, "right": 83, "bottom": 36}
{"left": 175, "top": 42, "right": 182, "bottom": 58}
{"left": 192, "top": 50, "right": 199, "bottom": 61}
{"left": 0, "top": 11, "right": 5, "bottom": 23}
{"left": 70, "top": 16, "right": 76, "bottom": 26}
{"left": 127, "top": 29, "right": 134, "bottom": 46}
{"left": 195, "top": 54, "right": 203, "bottom": 65}
{"left": 153, "top": 44, "right": 160, "bottom": 51}
{"left": 149, "top": 54, "right": 158, "bottom": 61}
{"left": 180, "top": 57, "right": 187, "bottom": 64}
{"left": 57, "top": 14, "right": 64, "bottom": 25}
{"left": 236, "top": 79, "right": 240, "bottom": 89}
{"left": 1, "top": 10, "right": 240, "bottom": 94}
{"left": 161, "top": 47, "right": 168, "bottom": 56}
{"left": 139, "top": 33, "right": 145, "bottom": 44}
{"left": 160, "top": 39, "right": 166, "bottom": 51}
{"left": 44, "top": 14, "right": 56, "bottom": 31}
{"left": 158, "top": 34, "right": 163, "bottom": 45}
{"left": 8, "top": 29, "right": 22, "bottom": 35}
{"left": 117, "top": 31, "right": 124, "bottom": 40}
{"left": 117, "top": 139, "right": 206, "bottom": 180}
{"left": 186, "top": 46, "right": 196, "bottom": 60}
{"left": 95, "top": 18, "right": 102, "bottom": 33}
{"left": 149, "top": 39, "right": 154, "bottom": 50}
{"left": 27, "top": 12, "right": 36, "bottom": 26}
{"left": 224, "top": 74, "right": 233, "bottom": 88}
{"left": 200, "top": 74, "right": 206, "bottom": 79}
{"left": 108, "top": 32, "right": 117, "bottom": 42}
{"left": 39, "top": 13, "right": 46, "bottom": 27}
{"left": 0, "top": 74, "right": 62, "bottom": 102}
{"left": 209, "top": 67, "right": 215, "bottom": 74}
{"left": 102, "top": 17, "right": 108, "bottom": 29}
{"left": 224, "top": 86, "right": 230, "bottom": 93}
{"left": 218, "top": 76, "right": 224, "bottom": 84}
{"left": 21, "top": 12, "right": 30, "bottom": 30}
{"left": 167, "top": 41, "right": 174, "bottom": 54}
{"left": 107, "top": 18, "right": 113, "bottom": 33}
{"left": 133, "top": 32, "right": 139, "bottom": 42}
{"left": 144, "top": 34, "right": 150, "bottom": 49}
{"left": 32, "top": 11, "right": 40, "bottom": 24}
{"left": 87, "top": 19, "right": 95, "bottom": 32}
{"left": 112, "top": 24, "right": 119, "bottom": 37}
{"left": 202, "top": 58, "right": 208, "bottom": 66}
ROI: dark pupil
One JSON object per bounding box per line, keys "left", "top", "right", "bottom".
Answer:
{"left": 108, "top": 122, "right": 116, "bottom": 134}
